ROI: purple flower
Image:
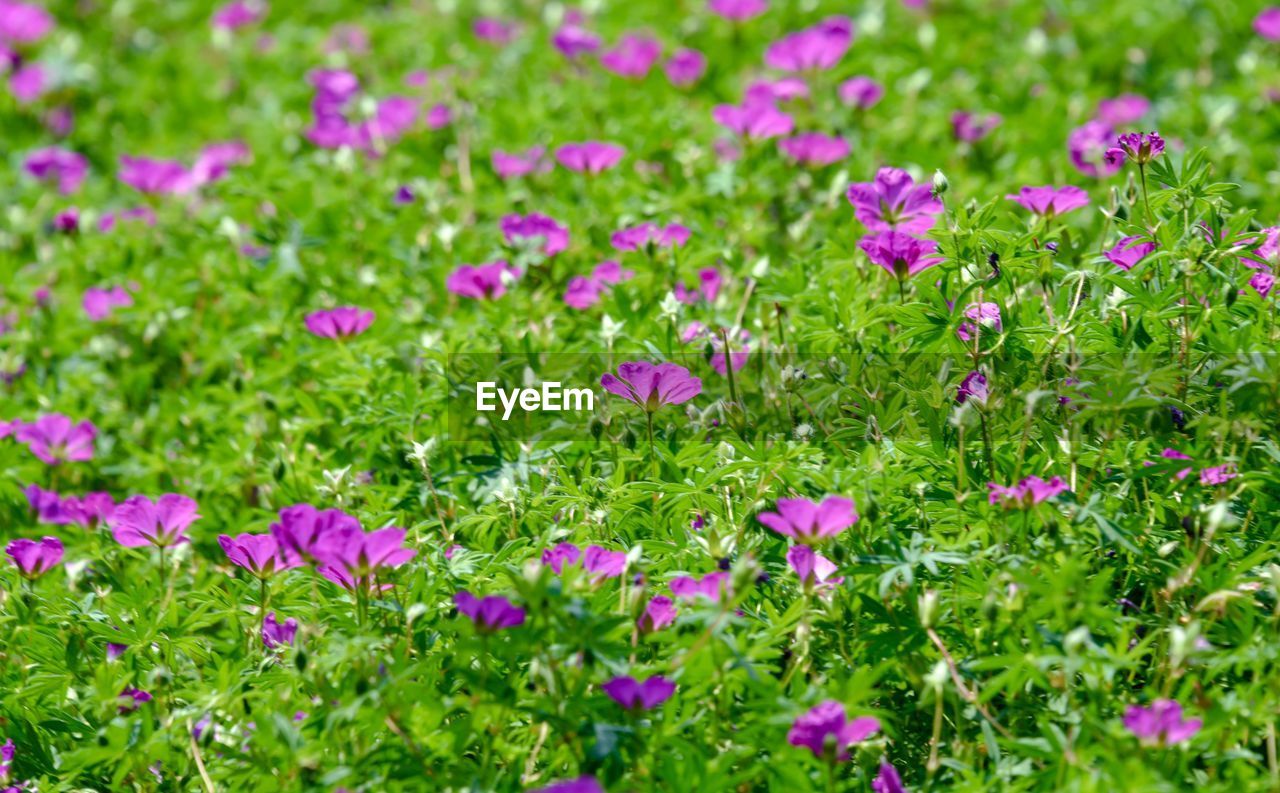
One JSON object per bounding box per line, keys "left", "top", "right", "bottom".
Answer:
{"left": 218, "top": 533, "right": 299, "bottom": 578}
{"left": 602, "top": 675, "right": 676, "bottom": 710}
{"left": 111, "top": 494, "right": 200, "bottom": 548}
{"left": 1256, "top": 7, "right": 1280, "bottom": 40}
{"left": 555, "top": 141, "right": 625, "bottom": 174}
{"left": 786, "top": 545, "right": 842, "bottom": 589}
{"left": 394, "top": 185, "right": 415, "bottom": 205}
{"left": 787, "top": 701, "right": 881, "bottom": 761}
{"left": 712, "top": 100, "right": 795, "bottom": 140}
{"left": 664, "top": 48, "right": 706, "bottom": 87}
{"left": 118, "top": 156, "right": 194, "bottom": 195}
{"left": 6, "top": 536, "right": 63, "bottom": 579}
{"left": 1199, "top": 464, "right": 1237, "bottom": 486}
{"left": 313, "top": 526, "right": 417, "bottom": 589}
{"left": 778, "top": 132, "right": 849, "bottom": 166}
{"left": 611, "top": 222, "right": 690, "bottom": 251}
{"left": 956, "top": 302, "right": 1002, "bottom": 342}
{"left": 758, "top": 496, "right": 857, "bottom": 543}
{"left": 83, "top": 285, "right": 133, "bottom": 321}
{"left": 859, "top": 231, "right": 944, "bottom": 279}
{"left": 709, "top": 0, "right": 767, "bottom": 21}
{"left": 541, "top": 542, "right": 581, "bottom": 573}
{"left": 424, "top": 103, "right": 451, "bottom": 130}
{"left": 1123, "top": 700, "right": 1202, "bottom": 745}
{"left": 23, "top": 147, "right": 87, "bottom": 193}
{"left": 601, "top": 361, "right": 702, "bottom": 411}
{"left": 472, "top": 17, "right": 517, "bottom": 45}
{"left": 1104, "top": 236, "right": 1157, "bottom": 271}
{"left": 189, "top": 140, "right": 251, "bottom": 186}
{"left": 674, "top": 268, "right": 723, "bottom": 304}
{"left": 1006, "top": 186, "right": 1090, "bottom": 218}
{"left": 846, "top": 168, "right": 942, "bottom": 233}
{"left": 118, "top": 687, "right": 152, "bottom": 713}
{"left": 212, "top": 0, "right": 265, "bottom": 30}
{"left": 98, "top": 206, "right": 157, "bottom": 232}
{"left": 872, "top": 760, "right": 908, "bottom": 793}
{"left": 564, "top": 260, "right": 634, "bottom": 309}
{"left": 53, "top": 207, "right": 79, "bottom": 233}
{"left": 745, "top": 77, "right": 808, "bottom": 104}
{"left": 956, "top": 371, "right": 988, "bottom": 405}
{"left": 638, "top": 595, "right": 677, "bottom": 632}
{"left": 951, "top": 111, "right": 1001, "bottom": 142}
{"left": 446, "top": 261, "right": 521, "bottom": 300}
{"left": 839, "top": 76, "right": 883, "bottom": 108}
{"left": 491, "top": 147, "right": 548, "bottom": 179}
{"left": 269, "top": 504, "right": 361, "bottom": 565}
{"left": 501, "top": 213, "right": 569, "bottom": 256}
{"left": 16, "top": 414, "right": 96, "bottom": 464}
{"left": 553, "top": 24, "right": 600, "bottom": 59}
{"left": 454, "top": 590, "right": 526, "bottom": 632}
{"left": 708, "top": 329, "right": 750, "bottom": 375}
{"left": 304, "top": 306, "right": 374, "bottom": 339}
{"left": 670, "top": 571, "right": 729, "bottom": 602}
{"left": 1251, "top": 270, "right": 1275, "bottom": 298}
{"left": 582, "top": 545, "right": 627, "bottom": 579}
{"left": 0, "top": 0, "right": 54, "bottom": 43}
{"left": 1097, "top": 94, "right": 1149, "bottom": 126}
{"left": 9, "top": 63, "right": 47, "bottom": 103}
{"left": 531, "top": 777, "right": 605, "bottom": 793}
{"left": 601, "top": 33, "right": 661, "bottom": 79}
{"left": 262, "top": 612, "right": 298, "bottom": 649}
{"left": 764, "top": 16, "right": 852, "bottom": 72}
{"left": 987, "top": 476, "right": 1068, "bottom": 507}
{"left": 1105, "top": 132, "right": 1165, "bottom": 166}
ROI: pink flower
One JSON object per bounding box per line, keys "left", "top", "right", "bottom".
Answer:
{"left": 778, "top": 132, "right": 850, "bottom": 166}
{"left": 611, "top": 222, "right": 690, "bottom": 251}
{"left": 23, "top": 147, "right": 87, "bottom": 193}
{"left": 8, "top": 63, "right": 47, "bottom": 103}
{"left": 637, "top": 595, "right": 677, "bottom": 632}
{"left": 602, "top": 675, "right": 675, "bottom": 710}
{"left": 601, "top": 33, "right": 661, "bottom": 79}
{"left": 0, "top": 0, "right": 54, "bottom": 43}
{"left": 745, "top": 77, "right": 808, "bottom": 104}
{"left": 1251, "top": 270, "right": 1275, "bottom": 298}
{"left": 6, "top": 536, "right": 63, "bottom": 579}
{"left": 1006, "top": 185, "right": 1090, "bottom": 217}
{"left": 304, "top": 307, "right": 374, "bottom": 339}
{"left": 786, "top": 545, "right": 842, "bottom": 589}
{"left": 110, "top": 494, "right": 201, "bottom": 548}
{"left": 1104, "top": 236, "right": 1157, "bottom": 271}
{"left": 670, "top": 571, "right": 730, "bottom": 602}
{"left": 1256, "top": 7, "right": 1280, "bottom": 40}
{"left": 839, "top": 76, "right": 883, "bottom": 108}
{"left": 758, "top": 496, "right": 857, "bottom": 543}
{"left": 859, "top": 231, "right": 943, "bottom": 278}
{"left": 262, "top": 612, "right": 298, "bottom": 649}
{"left": 764, "top": 16, "right": 852, "bottom": 72}
{"left": 1097, "top": 94, "right": 1149, "bottom": 126}
{"left": 218, "top": 532, "right": 299, "bottom": 578}
{"left": 787, "top": 701, "right": 880, "bottom": 761}
{"left": 987, "top": 476, "right": 1068, "bottom": 507}
{"left": 446, "top": 261, "right": 521, "bottom": 300}
{"left": 1199, "top": 464, "right": 1237, "bottom": 486}
{"left": 956, "top": 302, "right": 1002, "bottom": 341}
{"left": 672, "top": 268, "right": 722, "bottom": 305}
{"left": 212, "top": 0, "right": 266, "bottom": 30}
{"left": 951, "top": 111, "right": 1001, "bottom": 142}
{"left": 16, "top": 414, "right": 96, "bottom": 464}
{"left": 601, "top": 361, "right": 702, "bottom": 411}
{"left": 709, "top": 0, "right": 767, "bottom": 21}
{"left": 709, "top": 329, "right": 750, "bottom": 375}
{"left": 491, "top": 146, "right": 548, "bottom": 179}
{"left": 957, "top": 371, "right": 988, "bottom": 405}
{"left": 1123, "top": 700, "right": 1202, "bottom": 745}
{"left": 501, "top": 213, "right": 569, "bottom": 256}
{"left": 846, "top": 167, "right": 942, "bottom": 233}
{"left": 664, "top": 48, "right": 706, "bottom": 87}
{"left": 563, "top": 260, "right": 634, "bottom": 309}
{"left": 712, "top": 101, "right": 794, "bottom": 140}
{"left": 83, "top": 285, "right": 134, "bottom": 321}
{"left": 555, "top": 141, "right": 625, "bottom": 174}
{"left": 269, "top": 503, "right": 361, "bottom": 565}
{"left": 314, "top": 526, "right": 417, "bottom": 590}
{"left": 553, "top": 24, "right": 600, "bottom": 59}
{"left": 472, "top": 17, "right": 518, "bottom": 45}
{"left": 872, "top": 760, "right": 908, "bottom": 793}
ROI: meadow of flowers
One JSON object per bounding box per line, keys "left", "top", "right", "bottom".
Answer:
{"left": 3, "top": 0, "right": 1280, "bottom": 790}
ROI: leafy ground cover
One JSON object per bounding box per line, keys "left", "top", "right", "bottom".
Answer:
{"left": 2, "top": 0, "right": 1280, "bottom": 791}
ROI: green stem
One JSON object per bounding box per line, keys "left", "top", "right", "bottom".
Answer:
{"left": 645, "top": 410, "right": 658, "bottom": 480}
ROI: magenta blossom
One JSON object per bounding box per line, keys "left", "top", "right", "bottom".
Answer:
{"left": 98, "top": 206, "right": 157, "bottom": 232}
{"left": 745, "top": 77, "right": 809, "bottom": 104}
{"left": 305, "top": 306, "right": 374, "bottom": 339}
{"left": 118, "top": 687, "right": 152, "bottom": 713}
{"left": 501, "top": 213, "right": 569, "bottom": 256}
{"left": 1068, "top": 120, "right": 1123, "bottom": 178}
{"left": 491, "top": 147, "right": 548, "bottom": 179}
{"left": 951, "top": 111, "right": 1001, "bottom": 142}
{"left": 778, "top": 132, "right": 849, "bottom": 166}
{"left": 1105, "top": 132, "right": 1165, "bottom": 166}
{"left": 987, "top": 476, "right": 1068, "bottom": 507}
{"left": 83, "top": 285, "right": 133, "bottom": 321}
{"left": 1123, "top": 700, "right": 1201, "bottom": 746}
{"left": 859, "top": 231, "right": 944, "bottom": 279}
{"left": 53, "top": 207, "right": 79, "bottom": 233}
{"left": 472, "top": 17, "right": 517, "bottom": 45}
{"left": 709, "top": 0, "right": 767, "bottom": 21}
{"left": 787, "top": 545, "right": 843, "bottom": 590}
{"left": 446, "top": 261, "right": 521, "bottom": 300}
{"left": 23, "top": 147, "right": 87, "bottom": 193}
{"left": 708, "top": 328, "right": 750, "bottom": 375}
{"left": 9, "top": 63, "right": 47, "bottom": 103}
{"left": 601, "top": 361, "right": 702, "bottom": 411}
{"left": 454, "top": 591, "right": 526, "bottom": 632}
{"left": 218, "top": 533, "right": 299, "bottom": 578}
{"left": 846, "top": 168, "right": 942, "bottom": 233}
{"left": 212, "top": 0, "right": 265, "bottom": 30}
{"left": 262, "top": 612, "right": 298, "bottom": 649}
{"left": 313, "top": 526, "right": 416, "bottom": 589}
{"left": 764, "top": 16, "right": 852, "bottom": 72}
{"left": 1252, "top": 271, "right": 1275, "bottom": 298}
{"left": 665, "top": 49, "right": 706, "bottom": 87}
{"left": 563, "top": 260, "right": 634, "bottom": 309}
{"left": 1256, "top": 7, "right": 1280, "bottom": 40}
{"left": 111, "top": 494, "right": 200, "bottom": 548}
{"left": 552, "top": 24, "right": 600, "bottom": 59}
{"left": 956, "top": 371, "right": 988, "bottom": 405}
{"left": 541, "top": 542, "right": 581, "bottom": 574}
{"left": 26, "top": 486, "right": 115, "bottom": 527}
{"left": 0, "top": 0, "right": 53, "bottom": 42}
{"left": 674, "top": 268, "right": 722, "bottom": 304}
{"left": 269, "top": 504, "right": 361, "bottom": 565}
{"left": 602, "top": 675, "right": 676, "bottom": 711}
{"left": 1006, "top": 186, "right": 1090, "bottom": 217}
{"left": 611, "top": 222, "right": 690, "bottom": 251}
{"left": 555, "top": 141, "right": 625, "bottom": 174}
{"left": 118, "top": 156, "right": 193, "bottom": 194}
{"left": 712, "top": 100, "right": 795, "bottom": 140}
{"left": 1105, "top": 236, "right": 1157, "bottom": 271}
{"left": 670, "top": 571, "right": 730, "bottom": 603}
{"left": 956, "top": 302, "right": 1002, "bottom": 342}
{"left": 1098, "top": 94, "right": 1149, "bottom": 126}
{"left": 601, "top": 33, "right": 661, "bottom": 79}
{"left": 872, "top": 760, "right": 908, "bottom": 793}
{"left": 6, "top": 537, "right": 64, "bottom": 579}
{"left": 788, "top": 701, "right": 881, "bottom": 761}
{"left": 839, "top": 76, "right": 883, "bottom": 108}
{"left": 16, "top": 414, "right": 96, "bottom": 464}
{"left": 1199, "top": 464, "right": 1238, "bottom": 486}
{"left": 758, "top": 496, "right": 857, "bottom": 543}
{"left": 638, "top": 595, "right": 677, "bottom": 632}
{"left": 532, "top": 776, "right": 605, "bottom": 793}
